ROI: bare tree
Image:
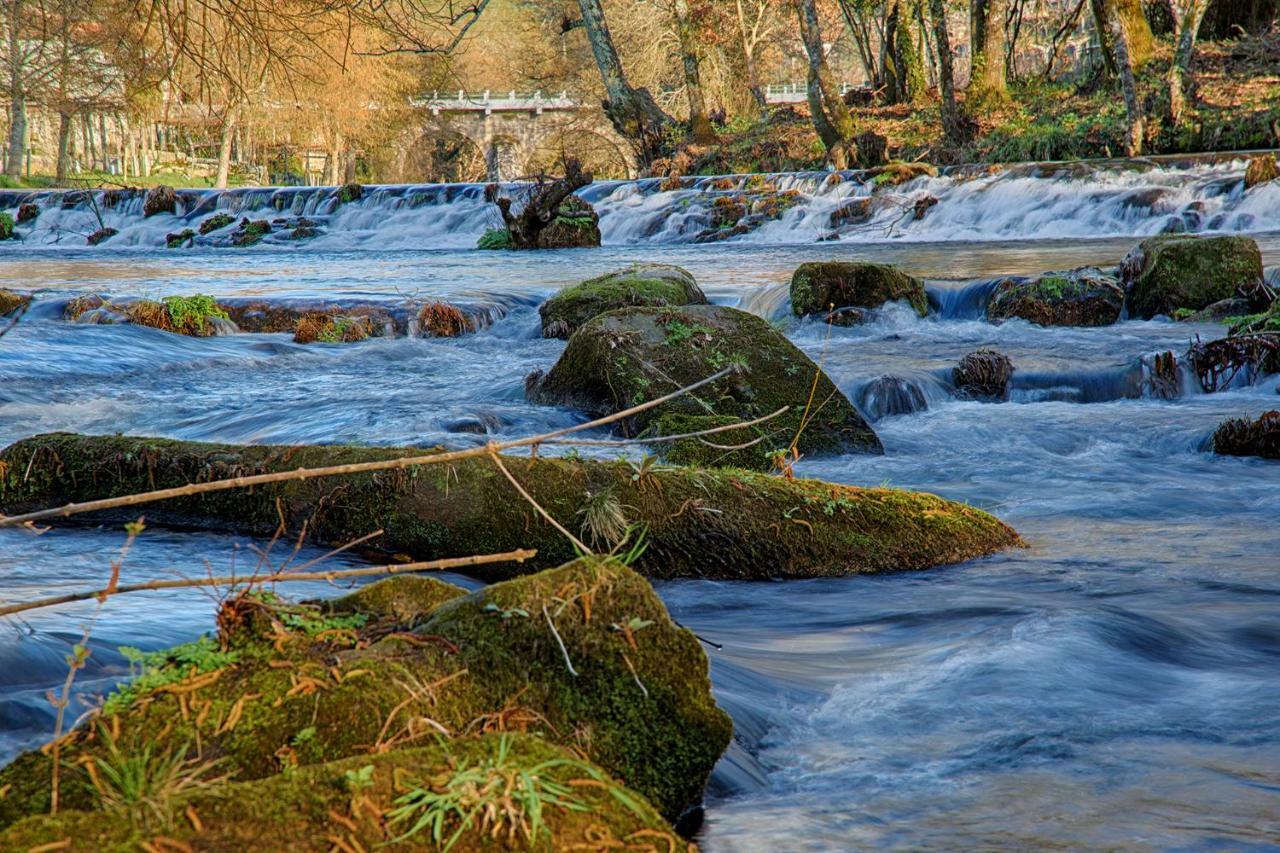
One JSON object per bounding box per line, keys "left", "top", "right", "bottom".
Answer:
{"left": 3, "top": 0, "right": 56, "bottom": 176}
{"left": 734, "top": 0, "right": 779, "bottom": 108}
{"left": 670, "top": 0, "right": 715, "bottom": 141}
{"left": 795, "top": 0, "right": 857, "bottom": 167}
{"left": 929, "top": 0, "right": 967, "bottom": 148}
{"left": 1167, "top": 0, "right": 1211, "bottom": 125}
{"left": 1101, "top": 0, "right": 1143, "bottom": 154}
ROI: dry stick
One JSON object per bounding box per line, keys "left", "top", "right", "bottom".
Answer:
{"left": 0, "top": 550, "right": 537, "bottom": 620}
{"left": 0, "top": 367, "right": 737, "bottom": 530}
{"left": 539, "top": 406, "right": 790, "bottom": 446}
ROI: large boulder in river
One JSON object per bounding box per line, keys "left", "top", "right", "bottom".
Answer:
{"left": 540, "top": 264, "right": 708, "bottom": 338}
{"left": 1120, "top": 235, "right": 1264, "bottom": 319}
{"left": 1212, "top": 410, "right": 1279, "bottom": 460}
{"left": 791, "top": 261, "right": 927, "bottom": 320}
{"left": 528, "top": 304, "right": 882, "bottom": 464}
{"left": 987, "top": 268, "right": 1124, "bottom": 327}
{"left": 142, "top": 183, "right": 177, "bottom": 217}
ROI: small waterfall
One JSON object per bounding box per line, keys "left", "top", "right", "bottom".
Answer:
{"left": 927, "top": 278, "right": 1005, "bottom": 320}
{"left": 3, "top": 156, "right": 1277, "bottom": 252}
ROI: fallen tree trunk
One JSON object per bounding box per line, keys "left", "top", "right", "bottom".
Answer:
{"left": 0, "top": 433, "right": 1021, "bottom": 580}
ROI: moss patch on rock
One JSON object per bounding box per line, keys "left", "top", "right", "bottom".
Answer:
{"left": 124, "top": 295, "right": 232, "bottom": 336}
{"left": 791, "top": 261, "right": 928, "bottom": 318}
{"left": 1120, "top": 235, "right": 1264, "bottom": 319}
{"left": 528, "top": 304, "right": 883, "bottom": 463}
{"left": 0, "top": 288, "right": 30, "bottom": 316}
{"left": 0, "top": 734, "right": 688, "bottom": 852}
{"left": 198, "top": 212, "right": 235, "bottom": 235}
{"left": 0, "top": 433, "right": 1021, "bottom": 580}
{"left": 539, "top": 264, "right": 708, "bottom": 339}
{"left": 0, "top": 557, "right": 728, "bottom": 829}
{"left": 142, "top": 184, "right": 176, "bottom": 217}
{"left": 987, "top": 268, "right": 1124, "bottom": 327}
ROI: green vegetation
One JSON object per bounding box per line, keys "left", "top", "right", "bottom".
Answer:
{"left": 791, "top": 261, "right": 929, "bottom": 319}
{"left": 1122, "top": 235, "right": 1263, "bottom": 319}
{"left": 102, "top": 637, "right": 239, "bottom": 715}
{"left": 540, "top": 264, "right": 708, "bottom": 339}
{"left": 0, "top": 212, "right": 13, "bottom": 240}
{"left": 987, "top": 270, "right": 1125, "bottom": 327}
{"left": 159, "top": 294, "right": 231, "bottom": 335}
{"left": 198, "top": 212, "right": 235, "bottom": 235}
{"left": 476, "top": 227, "right": 513, "bottom": 250}
{"left": 165, "top": 228, "right": 195, "bottom": 248}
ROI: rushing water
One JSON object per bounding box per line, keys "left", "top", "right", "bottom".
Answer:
{"left": 2, "top": 161, "right": 1279, "bottom": 848}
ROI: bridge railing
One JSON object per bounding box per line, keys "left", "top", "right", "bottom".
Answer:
{"left": 415, "top": 90, "right": 579, "bottom": 116}
{"left": 764, "top": 82, "right": 863, "bottom": 103}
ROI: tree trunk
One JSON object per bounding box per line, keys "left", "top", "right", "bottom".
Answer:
{"left": 930, "top": 0, "right": 967, "bottom": 148}
{"left": 1091, "top": 0, "right": 1154, "bottom": 69}
{"left": 576, "top": 0, "right": 672, "bottom": 166}
{"left": 795, "top": 0, "right": 856, "bottom": 166}
{"left": 734, "top": 0, "right": 767, "bottom": 108}
{"left": 882, "top": 0, "right": 924, "bottom": 104}
{"left": 1105, "top": 2, "right": 1144, "bottom": 155}
{"left": 3, "top": 0, "right": 25, "bottom": 178}
{"left": 1168, "top": 0, "right": 1209, "bottom": 125}
{"left": 974, "top": 0, "right": 1008, "bottom": 97}
{"left": 215, "top": 104, "right": 238, "bottom": 189}
{"left": 327, "top": 134, "right": 341, "bottom": 185}
{"left": 56, "top": 112, "right": 73, "bottom": 183}
{"left": 673, "top": 0, "right": 716, "bottom": 142}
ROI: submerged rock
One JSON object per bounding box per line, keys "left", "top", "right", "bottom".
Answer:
{"left": 15, "top": 202, "right": 38, "bottom": 224}
{"left": 0, "top": 433, "right": 1021, "bottom": 579}
{"left": 791, "top": 261, "right": 928, "bottom": 319}
{"left": 1120, "top": 235, "right": 1264, "bottom": 319}
{"left": 860, "top": 375, "right": 929, "bottom": 420}
{"left": 540, "top": 264, "right": 708, "bottom": 339}
{"left": 165, "top": 227, "right": 195, "bottom": 248}
{"left": 231, "top": 218, "right": 272, "bottom": 246}
{"left": 142, "top": 184, "right": 176, "bottom": 217}
{"left": 0, "top": 556, "right": 728, "bottom": 833}
{"left": 1212, "top": 410, "right": 1279, "bottom": 459}
{"left": 528, "top": 304, "right": 883, "bottom": 464}
{"left": 987, "top": 268, "right": 1124, "bottom": 327}
{"left": 293, "top": 312, "right": 379, "bottom": 343}
{"left": 954, "top": 348, "right": 1013, "bottom": 400}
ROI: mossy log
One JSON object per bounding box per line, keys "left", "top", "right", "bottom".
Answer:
{"left": 0, "top": 734, "right": 689, "bottom": 852}
{"left": 539, "top": 264, "right": 708, "bottom": 339}
{"left": 790, "top": 261, "right": 928, "bottom": 319}
{"left": 0, "top": 433, "right": 1020, "bottom": 579}
{"left": 1120, "top": 235, "right": 1264, "bottom": 320}
{"left": 528, "top": 304, "right": 884, "bottom": 464}
{"left": 986, "top": 269, "right": 1124, "bottom": 327}
{"left": 0, "top": 558, "right": 729, "bottom": 829}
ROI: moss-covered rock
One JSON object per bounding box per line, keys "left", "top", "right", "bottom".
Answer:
{"left": 293, "top": 313, "right": 378, "bottom": 344}
{"left": 987, "top": 269, "right": 1124, "bottom": 327}
{"left": 867, "top": 161, "right": 938, "bottom": 187}
{"left": 954, "top": 348, "right": 1013, "bottom": 400}
{"left": 142, "top": 184, "right": 176, "bottom": 217}
{"left": 1120, "top": 235, "right": 1264, "bottom": 319}
{"left": 86, "top": 227, "right": 117, "bottom": 246}
{"left": 790, "top": 261, "right": 928, "bottom": 319}
{"left": 534, "top": 195, "right": 601, "bottom": 249}
{"left": 231, "top": 218, "right": 272, "bottom": 247}
{"left": 338, "top": 182, "right": 363, "bottom": 204}
{"left": 165, "top": 228, "right": 195, "bottom": 248}
{"left": 124, "top": 295, "right": 233, "bottom": 336}
{"left": 0, "top": 433, "right": 1021, "bottom": 580}
{"left": 198, "top": 212, "right": 235, "bottom": 235}
{"left": 539, "top": 265, "right": 708, "bottom": 339}
{"left": 0, "top": 735, "right": 688, "bottom": 852}
{"left": 0, "top": 288, "right": 30, "bottom": 317}
{"left": 1212, "top": 410, "right": 1279, "bottom": 459}
{"left": 0, "top": 557, "right": 728, "bottom": 828}
{"left": 1244, "top": 154, "right": 1278, "bottom": 189}
{"left": 321, "top": 574, "right": 467, "bottom": 621}
{"left": 528, "top": 304, "right": 883, "bottom": 462}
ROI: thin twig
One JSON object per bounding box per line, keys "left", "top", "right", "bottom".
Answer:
{"left": 540, "top": 406, "right": 789, "bottom": 446}
{"left": 487, "top": 451, "right": 590, "bottom": 553}
{"left": 0, "top": 367, "right": 736, "bottom": 529}
{"left": 543, "top": 602, "right": 578, "bottom": 677}
{"left": 0, "top": 549, "right": 536, "bottom": 619}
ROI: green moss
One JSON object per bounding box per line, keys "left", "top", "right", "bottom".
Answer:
{"left": 0, "top": 735, "right": 688, "bottom": 852}
{"left": 1230, "top": 305, "right": 1280, "bottom": 335}
{"left": 540, "top": 265, "right": 708, "bottom": 339}
{"left": 322, "top": 575, "right": 467, "bottom": 622}
{"left": 0, "top": 557, "right": 728, "bottom": 829}
{"left": 644, "top": 413, "right": 779, "bottom": 470}
{"left": 165, "top": 228, "right": 195, "bottom": 249}
{"left": 198, "top": 212, "right": 234, "bottom": 235}
{"left": 338, "top": 182, "right": 363, "bottom": 204}
{"left": 476, "top": 227, "right": 512, "bottom": 250}
{"left": 1123, "top": 235, "right": 1264, "bottom": 319}
{"left": 160, "top": 295, "right": 231, "bottom": 335}
{"left": 0, "top": 212, "right": 14, "bottom": 239}
{"left": 790, "top": 262, "right": 928, "bottom": 318}
{"left": 0, "top": 433, "right": 1021, "bottom": 584}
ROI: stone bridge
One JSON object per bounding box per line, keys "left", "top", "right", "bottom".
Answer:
{"left": 413, "top": 90, "right": 640, "bottom": 181}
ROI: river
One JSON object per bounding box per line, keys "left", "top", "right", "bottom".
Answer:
{"left": 1, "top": 159, "right": 1278, "bottom": 848}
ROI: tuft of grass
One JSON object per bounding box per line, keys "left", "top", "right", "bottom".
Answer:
{"left": 577, "top": 489, "right": 628, "bottom": 550}
{"left": 87, "top": 724, "right": 229, "bottom": 825}
{"left": 160, "top": 295, "right": 230, "bottom": 335}
{"left": 476, "top": 228, "right": 512, "bottom": 250}
{"left": 385, "top": 733, "right": 643, "bottom": 850}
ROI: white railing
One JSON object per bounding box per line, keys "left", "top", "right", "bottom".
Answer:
{"left": 415, "top": 90, "right": 579, "bottom": 116}
{"left": 764, "top": 82, "right": 863, "bottom": 104}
